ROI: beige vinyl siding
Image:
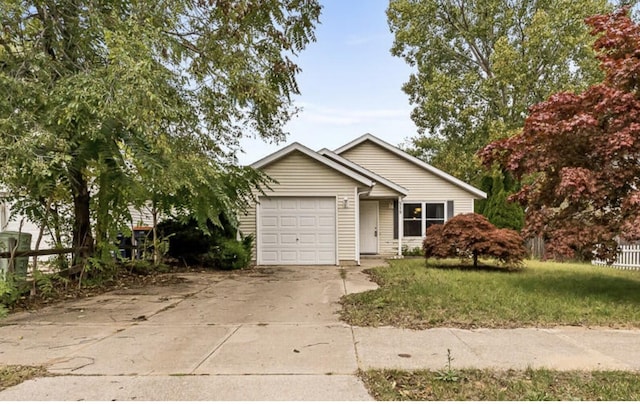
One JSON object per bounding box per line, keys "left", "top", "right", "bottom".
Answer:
{"left": 239, "top": 150, "right": 360, "bottom": 264}
{"left": 342, "top": 141, "right": 479, "bottom": 252}
{"left": 368, "top": 182, "right": 400, "bottom": 198}
{"left": 340, "top": 141, "right": 475, "bottom": 214}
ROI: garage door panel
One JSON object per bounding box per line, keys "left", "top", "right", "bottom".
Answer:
{"left": 318, "top": 216, "right": 334, "bottom": 226}
{"left": 317, "top": 234, "right": 334, "bottom": 244}
{"left": 262, "top": 217, "right": 278, "bottom": 228}
{"left": 318, "top": 198, "right": 335, "bottom": 209}
{"left": 280, "top": 233, "right": 297, "bottom": 244}
{"left": 299, "top": 199, "right": 318, "bottom": 209}
{"left": 298, "top": 233, "right": 317, "bottom": 244}
{"left": 280, "top": 199, "right": 298, "bottom": 209}
{"left": 261, "top": 234, "right": 278, "bottom": 245}
{"left": 258, "top": 197, "right": 336, "bottom": 265}
{"left": 299, "top": 216, "right": 317, "bottom": 226}
{"left": 261, "top": 251, "right": 278, "bottom": 262}
{"left": 317, "top": 251, "right": 335, "bottom": 261}
{"left": 280, "top": 216, "right": 298, "bottom": 227}
{"left": 280, "top": 251, "right": 298, "bottom": 262}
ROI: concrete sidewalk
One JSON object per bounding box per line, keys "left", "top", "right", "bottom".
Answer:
{"left": 1, "top": 262, "right": 639, "bottom": 400}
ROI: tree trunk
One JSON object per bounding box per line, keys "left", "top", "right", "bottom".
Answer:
{"left": 473, "top": 251, "right": 478, "bottom": 268}
{"left": 71, "top": 170, "right": 94, "bottom": 264}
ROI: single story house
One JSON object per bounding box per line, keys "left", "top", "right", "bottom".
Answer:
{"left": 239, "top": 133, "right": 486, "bottom": 266}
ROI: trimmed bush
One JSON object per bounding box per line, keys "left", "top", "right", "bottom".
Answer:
{"left": 423, "top": 213, "right": 527, "bottom": 268}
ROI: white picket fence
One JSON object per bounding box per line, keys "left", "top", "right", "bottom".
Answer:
{"left": 592, "top": 244, "right": 640, "bottom": 270}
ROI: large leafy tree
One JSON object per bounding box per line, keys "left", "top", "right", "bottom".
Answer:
{"left": 0, "top": 0, "right": 320, "bottom": 260}
{"left": 479, "top": 8, "right": 640, "bottom": 261}
{"left": 388, "top": 0, "right": 614, "bottom": 182}
{"left": 387, "top": 0, "right": 623, "bottom": 231}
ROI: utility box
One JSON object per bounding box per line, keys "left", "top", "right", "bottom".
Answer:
{"left": 0, "top": 231, "right": 32, "bottom": 280}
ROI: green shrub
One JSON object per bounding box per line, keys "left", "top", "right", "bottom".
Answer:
{"left": 212, "top": 239, "right": 251, "bottom": 270}
{"left": 157, "top": 216, "right": 236, "bottom": 265}
{"left": 0, "top": 276, "right": 28, "bottom": 318}
{"left": 402, "top": 245, "right": 423, "bottom": 256}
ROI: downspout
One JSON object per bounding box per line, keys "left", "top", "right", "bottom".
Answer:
{"left": 356, "top": 182, "right": 375, "bottom": 266}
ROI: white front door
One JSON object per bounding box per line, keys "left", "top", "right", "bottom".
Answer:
{"left": 360, "top": 200, "right": 378, "bottom": 254}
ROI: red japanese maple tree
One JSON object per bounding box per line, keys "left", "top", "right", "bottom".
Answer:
{"left": 423, "top": 213, "right": 527, "bottom": 268}
{"left": 479, "top": 8, "right": 640, "bottom": 262}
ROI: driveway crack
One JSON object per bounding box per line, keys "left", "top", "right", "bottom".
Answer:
{"left": 190, "top": 325, "right": 242, "bottom": 374}
{"left": 342, "top": 269, "right": 363, "bottom": 371}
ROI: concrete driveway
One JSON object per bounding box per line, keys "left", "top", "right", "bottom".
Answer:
{"left": 2, "top": 260, "right": 640, "bottom": 400}
{"left": 0, "top": 264, "right": 380, "bottom": 400}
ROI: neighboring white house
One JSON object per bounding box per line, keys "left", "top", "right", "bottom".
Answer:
{"left": 238, "top": 133, "right": 487, "bottom": 266}
{"left": 0, "top": 190, "right": 155, "bottom": 252}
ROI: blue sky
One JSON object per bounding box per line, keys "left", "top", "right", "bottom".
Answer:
{"left": 237, "top": 0, "right": 419, "bottom": 165}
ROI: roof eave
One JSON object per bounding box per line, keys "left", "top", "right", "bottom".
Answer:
{"left": 250, "top": 142, "right": 374, "bottom": 188}
{"left": 318, "top": 148, "right": 408, "bottom": 196}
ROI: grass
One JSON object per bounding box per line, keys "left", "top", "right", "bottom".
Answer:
{"left": 0, "top": 365, "right": 48, "bottom": 392}
{"left": 340, "top": 258, "right": 640, "bottom": 329}
{"left": 361, "top": 368, "right": 640, "bottom": 401}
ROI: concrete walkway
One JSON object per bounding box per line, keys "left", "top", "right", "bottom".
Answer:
{"left": 1, "top": 260, "right": 639, "bottom": 400}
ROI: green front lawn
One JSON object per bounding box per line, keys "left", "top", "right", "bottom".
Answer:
{"left": 361, "top": 368, "right": 640, "bottom": 401}
{"left": 340, "top": 259, "right": 640, "bottom": 329}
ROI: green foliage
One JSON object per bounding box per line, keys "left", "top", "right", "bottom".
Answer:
{"left": 210, "top": 238, "right": 252, "bottom": 270}
{"left": 434, "top": 349, "right": 461, "bottom": 383}
{"left": 480, "top": 9, "right": 640, "bottom": 261}
{"left": 31, "top": 270, "right": 70, "bottom": 299}
{"left": 388, "top": 0, "right": 614, "bottom": 183}
{"left": 0, "top": 275, "right": 28, "bottom": 317}
{"left": 158, "top": 217, "right": 252, "bottom": 270}
{"left": 402, "top": 245, "right": 423, "bottom": 256}
{"left": 476, "top": 172, "right": 524, "bottom": 230}
{"left": 0, "top": 280, "right": 10, "bottom": 318}
{"left": 158, "top": 217, "right": 233, "bottom": 264}
{"left": 0, "top": 0, "right": 321, "bottom": 262}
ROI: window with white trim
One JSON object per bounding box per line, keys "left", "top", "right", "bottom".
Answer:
{"left": 396, "top": 201, "right": 452, "bottom": 238}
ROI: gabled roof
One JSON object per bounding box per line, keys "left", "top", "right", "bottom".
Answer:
{"left": 251, "top": 142, "right": 375, "bottom": 187}
{"left": 334, "top": 133, "right": 487, "bottom": 199}
{"left": 318, "top": 148, "right": 408, "bottom": 196}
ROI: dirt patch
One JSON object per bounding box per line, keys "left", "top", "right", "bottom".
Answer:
{"left": 9, "top": 269, "right": 189, "bottom": 314}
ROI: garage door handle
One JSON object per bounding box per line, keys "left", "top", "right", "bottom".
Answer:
{"left": 374, "top": 230, "right": 377, "bottom": 237}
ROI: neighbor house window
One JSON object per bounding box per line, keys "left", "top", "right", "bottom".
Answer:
{"left": 397, "top": 201, "right": 452, "bottom": 238}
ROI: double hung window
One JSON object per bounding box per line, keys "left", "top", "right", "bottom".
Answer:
{"left": 395, "top": 201, "right": 451, "bottom": 238}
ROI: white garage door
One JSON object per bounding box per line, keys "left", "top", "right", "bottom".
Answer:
{"left": 258, "top": 197, "right": 336, "bottom": 265}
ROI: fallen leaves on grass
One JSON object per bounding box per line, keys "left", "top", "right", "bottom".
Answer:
{"left": 360, "top": 368, "right": 640, "bottom": 401}
{"left": 0, "top": 365, "right": 49, "bottom": 392}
